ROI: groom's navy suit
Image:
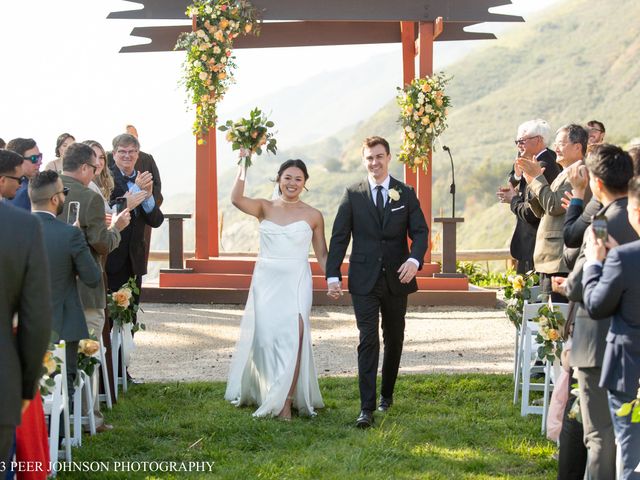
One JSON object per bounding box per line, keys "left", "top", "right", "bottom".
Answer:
{"left": 327, "top": 175, "right": 428, "bottom": 411}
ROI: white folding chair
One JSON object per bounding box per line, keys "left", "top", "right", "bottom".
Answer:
{"left": 97, "top": 337, "right": 112, "bottom": 409}
{"left": 69, "top": 370, "right": 96, "bottom": 447}
{"left": 111, "top": 324, "right": 128, "bottom": 397}
{"left": 42, "top": 341, "right": 72, "bottom": 473}
{"left": 515, "top": 302, "right": 569, "bottom": 432}
{"left": 512, "top": 286, "right": 543, "bottom": 385}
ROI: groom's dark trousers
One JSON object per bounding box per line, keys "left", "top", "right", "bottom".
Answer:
{"left": 327, "top": 176, "right": 428, "bottom": 411}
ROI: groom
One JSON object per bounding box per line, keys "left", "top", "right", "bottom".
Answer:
{"left": 326, "top": 136, "right": 428, "bottom": 428}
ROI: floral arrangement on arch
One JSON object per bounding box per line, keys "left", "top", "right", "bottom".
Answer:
{"left": 503, "top": 271, "right": 539, "bottom": 329}
{"left": 218, "top": 107, "right": 277, "bottom": 168}
{"left": 396, "top": 73, "right": 451, "bottom": 172}
{"left": 176, "top": 0, "right": 260, "bottom": 140}
{"left": 107, "top": 277, "right": 144, "bottom": 333}
{"left": 532, "top": 300, "right": 566, "bottom": 362}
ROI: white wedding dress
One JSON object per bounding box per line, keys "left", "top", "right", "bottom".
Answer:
{"left": 224, "top": 220, "right": 324, "bottom": 417}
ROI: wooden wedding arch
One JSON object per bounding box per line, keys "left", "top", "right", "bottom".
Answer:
{"left": 109, "top": 0, "right": 523, "bottom": 305}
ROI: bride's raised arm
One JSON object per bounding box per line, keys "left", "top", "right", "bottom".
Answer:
{"left": 230, "top": 165, "right": 268, "bottom": 219}
{"left": 311, "top": 210, "right": 329, "bottom": 273}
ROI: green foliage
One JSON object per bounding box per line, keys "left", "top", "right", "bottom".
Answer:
{"left": 456, "top": 261, "right": 513, "bottom": 287}
{"left": 62, "top": 375, "right": 557, "bottom": 479}
{"left": 219, "top": 107, "right": 277, "bottom": 167}
{"left": 532, "top": 304, "right": 566, "bottom": 362}
{"left": 503, "top": 272, "right": 539, "bottom": 329}
{"left": 107, "top": 277, "right": 143, "bottom": 332}
{"left": 616, "top": 387, "right": 640, "bottom": 423}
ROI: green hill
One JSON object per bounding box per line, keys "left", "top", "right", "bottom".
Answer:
{"left": 158, "top": 0, "right": 640, "bottom": 257}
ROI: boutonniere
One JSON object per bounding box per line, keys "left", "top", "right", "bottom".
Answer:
{"left": 388, "top": 187, "right": 402, "bottom": 202}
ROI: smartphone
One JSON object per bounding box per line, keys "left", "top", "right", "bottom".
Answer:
{"left": 67, "top": 201, "right": 80, "bottom": 225}
{"left": 592, "top": 214, "right": 608, "bottom": 242}
{"left": 115, "top": 197, "right": 127, "bottom": 214}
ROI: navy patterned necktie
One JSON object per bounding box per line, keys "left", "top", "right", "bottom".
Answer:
{"left": 375, "top": 185, "right": 384, "bottom": 222}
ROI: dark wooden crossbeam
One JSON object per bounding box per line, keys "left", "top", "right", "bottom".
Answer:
{"left": 118, "top": 21, "right": 495, "bottom": 53}
{"left": 108, "top": 0, "right": 523, "bottom": 22}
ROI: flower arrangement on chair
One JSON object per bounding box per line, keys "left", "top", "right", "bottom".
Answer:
{"left": 40, "top": 344, "right": 62, "bottom": 396}
{"left": 107, "top": 277, "right": 144, "bottom": 333}
{"left": 396, "top": 73, "right": 451, "bottom": 172}
{"left": 503, "top": 271, "right": 539, "bottom": 329}
{"left": 176, "top": 0, "right": 260, "bottom": 140}
{"left": 532, "top": 299, "right": 566, "bottom": 362}
{"left": 77, "top": 336, "right": 101, "bottom": 380}
{"left": 219, "top": 107, "right": 277, "bottom": 168}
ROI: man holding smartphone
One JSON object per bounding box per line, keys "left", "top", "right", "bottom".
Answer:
{"left": 60, "top": 143, "right": 130, "bottom": 432}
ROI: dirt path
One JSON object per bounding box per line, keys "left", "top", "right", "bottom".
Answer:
{"left": 128, "top": 303, "right": 513, "bottom": 382}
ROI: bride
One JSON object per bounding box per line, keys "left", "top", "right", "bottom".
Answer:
{"left": 224, "top": 159, "right": 327, "bottom": 420}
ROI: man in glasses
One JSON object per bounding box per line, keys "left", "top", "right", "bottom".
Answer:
{"left": 5, "top": 138, "right": 42, "bottom": 210}
{"left": 497, "top": 119, "right": 560, "bottom": 274}
{"left": 587, "top": 120, "right": 606, "bottom": 146}
{"left": 60, "top": 143, "right": 130, "bottom": 432}
{"left": 0, "top": 149, "right": 25, "bottom": 200}
{"left": 28, "top": 170, "right": 101, "bottom": 412}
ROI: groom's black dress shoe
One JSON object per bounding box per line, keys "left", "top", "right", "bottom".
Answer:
{"left": 356, "top": 410, "right": 374, "bottom": 429}
{"left": 378, "top": 396, "right": 393, "bottom": 412}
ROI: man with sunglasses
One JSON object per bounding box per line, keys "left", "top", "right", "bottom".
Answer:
{"left": 5, "top": 138, "right": 42, "bottom": 211}
{"left": 0, "top": 149, "right": 25, "bottom": 200}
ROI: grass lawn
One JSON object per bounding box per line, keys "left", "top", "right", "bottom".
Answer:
{"left": 60, "top": 374, "right": 556, "bottom": 479}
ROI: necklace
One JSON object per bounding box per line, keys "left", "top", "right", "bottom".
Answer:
{"left": 279, "top": 196, "right": 300, "bottom": 204}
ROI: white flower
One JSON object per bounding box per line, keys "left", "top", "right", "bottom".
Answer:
{"left": 204, "top": 5, "right": 213, "bottom": 14}
{"left": 388, "top": 188, "right": 400, "bottom": 202}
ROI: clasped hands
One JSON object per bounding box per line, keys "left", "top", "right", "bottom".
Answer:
{"left": 326, "top": 260, "right": 418, "bottom": 299}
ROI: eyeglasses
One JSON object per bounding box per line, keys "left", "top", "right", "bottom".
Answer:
{"left": 514, "top": 135, "right": 540, "bottom": 146}
{"left": 23, "top": 153, "right": 43, "bottom": 164}
{"left": 1, "top": 175, "right": 27, "bottom": 183}
{"left": 51, "top": 187, "right": 70, "bottom": 200}
{"left": 115, "top": 149, "right": 138, "bottom": 157}
{"left": 588, "top": 128, "right": 604, "bottom": 134}
{"left": 85, "top": 163, "right": 97, "bottom": 174}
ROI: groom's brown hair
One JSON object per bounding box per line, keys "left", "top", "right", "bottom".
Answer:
{"left": 361, "top": 136, "right": 390, "bottom": 156}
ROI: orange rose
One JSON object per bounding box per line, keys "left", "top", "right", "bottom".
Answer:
{"left": 78, "top": 339, "right": 100, "bottom": 356}
{"left": 244, "top": 24, "right": 252, "bottom": 33}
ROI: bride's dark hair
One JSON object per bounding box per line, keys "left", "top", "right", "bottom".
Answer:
{"left": 274, "top": 159, "right": 310, "bottom": 193}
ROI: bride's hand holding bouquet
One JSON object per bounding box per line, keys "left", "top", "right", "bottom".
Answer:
{"left": 219, "top": 107, "right": 277, "bottom": 169}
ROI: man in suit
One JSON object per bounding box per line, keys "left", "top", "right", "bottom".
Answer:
{"left": 29, "top": 171, "right": 102, "bottom": 406}
{"left": 5, "top": 138, "right": 42, "bottom": 211}
{"left": 0, "top": 149, "right": 25, "bottom": 201}
{"left": 0, "top": 199, "right": 52, "bottom": 468}
{"left": 518, "top": 124, "right": 589, "bottom": 301}
{"left": 326, "top": 136, "right": 428, "bottom": 428}
{"left": 107, "top": 134, "right": 164, "bottom": 341}
{"left": 60, "top": 143, "right": 130, "bottom": 431}
{"left": 559, "top": 145, "right": 637, "bottom": 479}
{"left": 583, "top": 174, "right": 640, "bottom": 480}
{"left": 498, "top": 119, "right": 560, "bottom": 274}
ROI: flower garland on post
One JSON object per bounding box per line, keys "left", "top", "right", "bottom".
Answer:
{"left": 176, "top": 0, "right": 260, "bottom": 142}
{"left": 396, "top": 73, "right": 451, "bottom": 172}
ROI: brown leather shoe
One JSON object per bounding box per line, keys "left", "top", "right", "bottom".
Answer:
{"left": 95, "top": 423, "right": 114, "bottom": 433}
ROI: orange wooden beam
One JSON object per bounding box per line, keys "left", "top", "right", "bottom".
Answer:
{"left": 400, "top": 21, "right": 417, "bottom": 188}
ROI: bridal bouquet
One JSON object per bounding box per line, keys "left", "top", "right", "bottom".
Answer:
{"left": 219, "top": 107, "right": 277, "bottom": 168}
{"left": 107, "top": 277, "right": 144, "bottom": 333}
{"left": 532, "top": 299, "right": 566, "bottom": 361}
{"left": 396, "top": 73, "right": 451, "bottom": 172}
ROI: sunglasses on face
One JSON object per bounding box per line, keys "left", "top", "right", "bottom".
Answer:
{"left": 51, "top": 187, "right": 70, "bottom": 199}
{"left": 1, "top": 175, "right": 27, "bottom": 183}
{"left": 23, "top": 153, "right": 43, "bottom": 164}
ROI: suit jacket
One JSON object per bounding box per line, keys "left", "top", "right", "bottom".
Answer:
{"left": 565, "top": 198, "right": 638, "bottom": 368}
{"left": 106, "top": 167, "right": 164, "bottom": 278}
{"left": 583, "top": 240, "right": 640, "bottom": 396}
{"left": 508, "top": 149, "right": 560, "bottom": 262}
{"left": 59, "top": 175, "right": 121, "bottom": 309}
{"left": 0, "top": 203, "right": 52, "bottom": 426}
{"left": 562, "top": 196, "right": 601, "bottom": 270}
{"left": 326, "top": 176, "right": 428, "bottom": 296}
{"left": 530, "top": 161, "right": 590, "bottom": 274}
{"left": 34, "top": 212, "right": 102, "bottom": 341}
{"left": 107, "top": 150, "right": 163, "bottom": 207}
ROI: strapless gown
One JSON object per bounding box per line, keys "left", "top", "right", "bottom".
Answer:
{"left": 224, "top": 220, "right": 324, "bottom": 417}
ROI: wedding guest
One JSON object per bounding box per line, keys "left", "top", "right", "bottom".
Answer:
{"left": 630, "top": 146, "right": 640, "bottom": 175}
{"left": 518, "top": 124, "right": 589, "bottom": 301}
{"left": 0, "top": 138, "right": 5, "bottom": 148}
{"left": 498, "top": 119, "right": 560, "bottom": 274}
{"left": 0, "top": 197, "right": 52, "bottom": 472}
{"left": 587, "top": 121, "right": 606, "bottom": 146}
{"left": 0, "top": 150, "right": 25, "bottom": 201}
{"left": 60, "top": 143, "right": 130, "bottom": 431}
{"left": 107, "top": 134, "right": 163, "bottom": 383}
{"left": 5, "top": 138, "right": 42, "bottom": 211}
{"left": 29, "top": 171, "right": 101, "bottom": 415}
{"left": 560, "top": 145, "right": 636, "bottom": 479}
{"left": 583, "top": 175, "right": 640, "bottom": 480}
{"left": 43, "top": 133, "right": 75, "bottom": 174}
